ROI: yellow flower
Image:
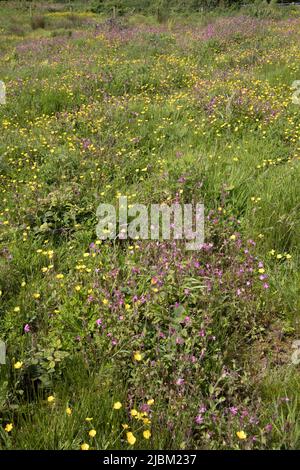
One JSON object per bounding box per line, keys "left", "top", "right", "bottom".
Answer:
{"left": 14, "top": 361, "right": 23, "bottom": 369}
{"left": 236, "top": 430, "right": 247, "bottom": 440}
{"left": 14, "top": 306, "right": 20, "bottom": 313}
{"left": 5, "top": 423, "right": 13, "bottom": 433}
{"left": 33, "top": 293, "right": 40, "bottom": 299}
{"left": 122, "top": 424, "right": 129, "bottom": 429}
{"left": 89, "top": 429, "right": 97, "bottom": 438}
{"left": 130, "top": 409, "right": 138, "bottom": 417}
{"left": 147, "top": 399, "right": 154, "bottom": 406}
{"left": 56, "top": 274, "right": 64, "bottom": 279}
{"left": 143, "top": 430, "right": 151, "bottom": 440}
{"left": 133, "top": 351, "right": 142, "bottom": 361}
{"left": 85, "top": 417, "right": 93, "bottom": 422}
{"left": 81, "top": 443, "right": 89, "bottom": 450}
{"left": 113, "top": 401, "right": 122, "bottom": 410}
{"left": 258, "top": 268, "right": 265, "bottom": 274}
{"left": 66, "top": 407, "right": 72, "bottom": 415}
{"left": 47, "top": 395, "right": 55, "bottom": 403}
{"left": 229, "top": 234, "right": 236, "bottom": 241}
{"left": 102, "top": 298, "right": 109, "bottom": 305}
{"left": 126, "top": 432, "right": 136, "bottom": 445}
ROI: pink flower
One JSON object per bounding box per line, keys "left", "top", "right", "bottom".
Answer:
{"left": 195, "top": 415, "right": 203, "bottom": 424}
{"left": 24, "top": 324, "right": 30, "bottom": 333}
{"left": 229, "top": 406, "right": 238, "bottom": 415}
{"left": 176, "top": 378, "right": 185, "bottom": 386}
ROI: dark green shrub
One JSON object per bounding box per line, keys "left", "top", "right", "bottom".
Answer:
{"left": 31, "top": 15, "right": 46, "bottom": 30}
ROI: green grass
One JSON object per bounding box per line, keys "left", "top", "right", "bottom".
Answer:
{"left": 0, "top": 1, "right": 300, "bottom": 450}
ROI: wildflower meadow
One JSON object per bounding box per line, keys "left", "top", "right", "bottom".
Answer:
{"left": 0, "top": 0, "right": 300, "bottom": 452}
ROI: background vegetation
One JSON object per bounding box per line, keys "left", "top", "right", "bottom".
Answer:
{"left": 0, "top": 0, "right": 300, "bottom": 450}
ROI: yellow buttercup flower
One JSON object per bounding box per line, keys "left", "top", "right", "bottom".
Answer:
{"left": 81, "top": 443, "right": 89, "bottom": 450}
{"left": 126, "top": 432, "right": 136, "bottom": 445}
{"left": 113, "top": 401, "right": 122, "bottom": 410}
{"left": 147, "top": 399, "right": 154, "bottom": 406}
{"left": 14, "top": 361, "right": 23, "bottom": 369}
{"left": 130, "top": 409, "right": 138, "bottom": 417}
{"left": 133, "top": 351, "right": 142, "bottom": 361}
{"left": 143, "top": 430, "right": 151, "bottom": 439}
{"left": 236, "top": 430, "right": 247, "bottom": 440}
{"left": 89, "top": 429, "right": 96, "bottom": 438}
{"left": 47, "top": 395, "right": 55, "bottom": 403}
{"left": 85, "top": 417, "right": 93, "bottom": 422}
{"left": 5, "top": 423, "right": 13, "bottom": 433}
{"left": 66, "top": 407, "right": 72, "bottom": 415}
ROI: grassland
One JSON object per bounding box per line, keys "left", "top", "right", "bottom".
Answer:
{"left": 0, "top": 1, "right": 300, "bottom": 450}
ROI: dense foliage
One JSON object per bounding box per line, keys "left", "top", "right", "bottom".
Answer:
{"left": 0, "top": 0, "right": 300, "bottom": 450}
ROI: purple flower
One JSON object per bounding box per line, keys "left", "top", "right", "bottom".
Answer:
{"left": 195, "top": 415, "right": 203, "bottom": 424}
{"left": 176, "top": 378, "right": 185, "bottom": 386}
{"left": 229, "top": 406, "right": 238, "bottom": 416}
{"left": 24, "top": 324, "right": 30, "bottom": 333}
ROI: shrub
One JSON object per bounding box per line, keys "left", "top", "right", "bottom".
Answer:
{"left": 31, "top": 15, "right": 46, "bottom": 30}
